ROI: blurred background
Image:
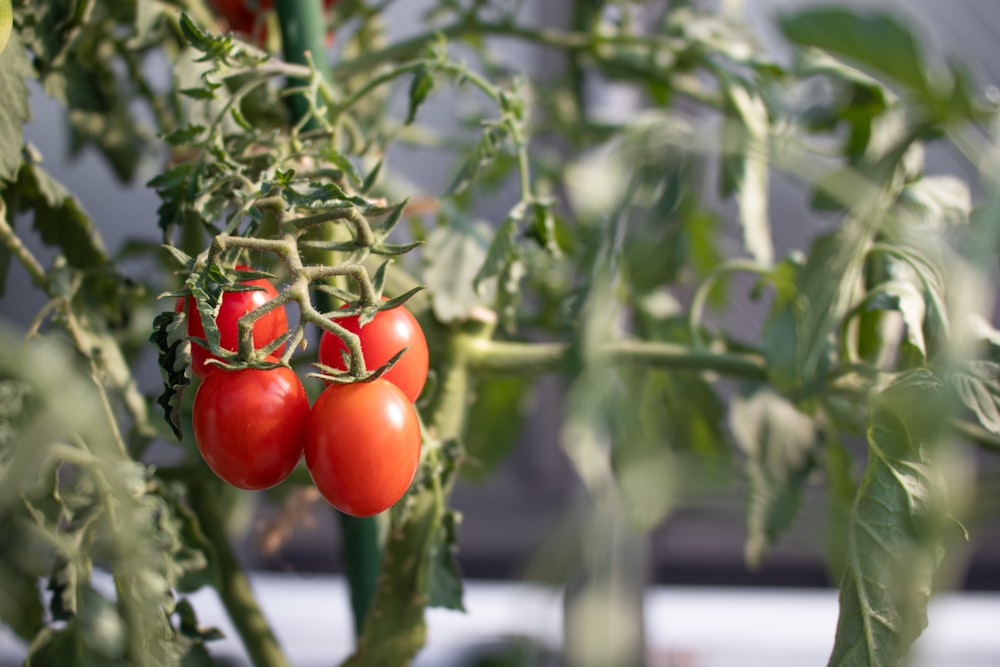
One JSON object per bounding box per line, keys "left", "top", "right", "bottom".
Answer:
{"left": 2, "top": 0, "right": 999, "bottom": 665}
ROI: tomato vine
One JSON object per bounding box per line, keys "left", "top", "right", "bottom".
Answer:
{"left": 2, "top": 2, "right": 1000, "bottom": 667}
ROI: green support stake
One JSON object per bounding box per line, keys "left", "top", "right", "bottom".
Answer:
{"left": 273, "top": 0, "right": 382, "bottom": 637}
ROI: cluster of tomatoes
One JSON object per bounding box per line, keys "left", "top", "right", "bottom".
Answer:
{"left": 176, "top": 269, "right": 428, "bottom": 517}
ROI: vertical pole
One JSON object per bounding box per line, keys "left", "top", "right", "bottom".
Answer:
{"left": 273, "top": 0, "right": 381, "bottom": 637}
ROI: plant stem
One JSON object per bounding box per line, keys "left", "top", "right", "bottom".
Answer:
{"left": 189, "top": 482, "right": 291, "bottom": 667}
{"left": 275, "top": 0, "right": 383, "bottom": 636}
{"left": 465, "top": 337, "right": 769, "bottom": 380}
{"left": 275, "top": 0, "right": 331, "bottom": 129}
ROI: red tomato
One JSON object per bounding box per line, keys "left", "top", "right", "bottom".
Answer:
{"left": 175, "top": 266, "right": 288, "bottom": 379}
{"left": 192, "top": 361, "right": 309, "bottom": 490}
{"left": 305, "top": 379, "right": 422, "bottom": 517}
{"left": 318, "top": 302, "right": 429, "bottom": 402}
{"left": 210, "top": 0, "right": 340, "bottom": 43}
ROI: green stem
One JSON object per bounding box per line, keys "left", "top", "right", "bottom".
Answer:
{"left": 275, "top": 0, "right": 332, "bottom": 129}
{"left": 189, "top": 483, "right": 291, "bottom": 667}
{"left": 271, "top": 2, "right": 384, "bottom": 626}
{"left": 465, "top": 337, "right": 769, "bottom": 380}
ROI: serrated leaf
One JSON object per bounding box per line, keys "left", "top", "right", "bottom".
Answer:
{"left": 731, "top": 388, "right": 818, "bottom": 569}
{"left": 827, "top": 371, "right": 949, "bottom": 667}
{"left": 149, "top": 311, "right": 191, "bottom": 440}
{"left": 7, "top": 161, "right": 107, "bottom": 269}
{"left": 423, "top": 217, "right": 497, "bottom": 323}
{"left": 0, "top": 31, "right": 32, "bottom": 182}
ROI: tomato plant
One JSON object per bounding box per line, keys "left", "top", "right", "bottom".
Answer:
{"left": 3, "top": 2, "right": 1000, "bottom": 667}
{"left": 192, "top": 360, "right": 309, "bottom": 490}
{"left": 175, "top": 266, "right": 288, "bottom": 378}
{"left": 318, "top": 301, "right": 429, "bottom": 403}
{"left": 305, "top": 379, "right": 422, "bottom": 517}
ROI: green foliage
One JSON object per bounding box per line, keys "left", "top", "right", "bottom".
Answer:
{"left": 1, "top": 1, "right": 999, "bottom": 666}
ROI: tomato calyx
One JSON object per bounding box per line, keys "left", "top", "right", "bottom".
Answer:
{"left": 172, "top": 263, "right": 289, "bottom": 378}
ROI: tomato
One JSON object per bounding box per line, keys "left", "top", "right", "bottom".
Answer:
{"left": 305, "top": 379, "right": 422, "bottom": 517}
{"left": 192, "top": 360, "right": 309, "bottom": 490}
{"left": 210, "top": 0, "right": 340, "bottom": 43}
{"left": 175, "top": 266, "right": 288, "bottom": 379}
{"left": 318, "top": 301, "right": 429, "bottom": 402}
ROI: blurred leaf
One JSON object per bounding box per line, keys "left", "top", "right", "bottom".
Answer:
{"left": 462, "top": 377, "right": 532, "bottom": 482}
{"left": 899, "top": 176, "right": 971, "bottom": 228}
{"left": 822, "top": 438, "right": 857, "bottom": 583}
{"left": 24, "top": 623, "right": 129, "bottom": 667}
{"left": 951, "top": 361, "right": 1000, "bottom": 435}
{"left": 343, "top": 440, "right": 464, "bottom": 667}
{"left": 796, "top": 213, "right": 879, "bottom": 382}
{"left": 406, "top": 65, "right": 434, "bottom": 125}
{"left": 865, "top": 280, "right": 927, "bottom": 359}
{"left": 726, "top": 83, "right": 773, "bottom": 266}
{"left": 423, "top": 217, "right": 497, "bottom": 323}
{"left": 0, "top": 518, "right": 45, "bottom": 641}
{"left": 828, "top": 371, "right": 950, "bottom": 666}
{"left": 0, "top": 32, "right": 31, "bottom": 182}
{"left": 6, "top": 161, "right": 107, "bottom": 270}
{"left": 780, "top": 9, "right": 978, "bottom": 124}
{"left": 731, "top": 388, "right": 818, "bottom": 569}
{"left": 781, "top": 10, "right": 928, "bottom": 98}
{"left": 427, "top": 509, "right": 464, "bottom": 611}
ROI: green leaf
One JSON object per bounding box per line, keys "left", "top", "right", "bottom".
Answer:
{"left": 780, "top": 10, "right": 929, "bottom": 98}
{"left": 780, "top": 9, "right": 978, "bottom": 124}
{"left": 731, "top": 388, "right": 818, "bottom": 569}
{"left": 342, "top": 440, "right": 463, "bottom": 667}
{"left": 149, "top": 311, "right": 191, "bottom": 440}
{"left": 823, "top": 438, "right": 857, "bottom": 583}
{"left": 0, "top": 31, "right": 32, "bottom": 182}
{"left": 796, "top": 213, "right": 879, "bottom": 382}
{"left": 427, "top": 509, "right": 464, "bottom": 611}
{"left": 24, "top": 623, "right": 130, "bottom": 667}
{"left": 951, "top": 361, "right": 1000, "bottom": 435}
{"left": 405, "top": 65, "right": 434, "bottom": 125}
{"left": 462, "top": 377, "right": 533, "bottom": 482}
{"left": 828, "top": 371, "right": 950, "bottom": 666}
{"left": 5, "top": 161, "right": 107, "bottom": 269}
{"left": 865, "top": 280, "right": 927, "bottom": 358}
{"left": 423, "top": 217, "right": 497, "bottom": 323}
{"left": 725, "top": 83, "right": 773, "bottom": 266}
{"left": 0, "top": 518, "right": 45, "bottom": 641}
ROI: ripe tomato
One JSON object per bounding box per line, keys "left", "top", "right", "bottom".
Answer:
{"left": 318, "top": 301, "right": 429, "bottom": 402}
{"left": 210, "top": 0, "right": 340, "bottom": 43}
{"left": 175, "top": 266, "right": 288, "bottom": 379}
{"left": 305, "top": 379, "right": 422, "bottom": 517}
{"left": 192, "top": 360, "right": 309, "bottom": 490}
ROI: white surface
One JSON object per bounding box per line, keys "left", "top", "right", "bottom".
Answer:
{"left": 2, "top": 574, "right": 998, "bottom": 666}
